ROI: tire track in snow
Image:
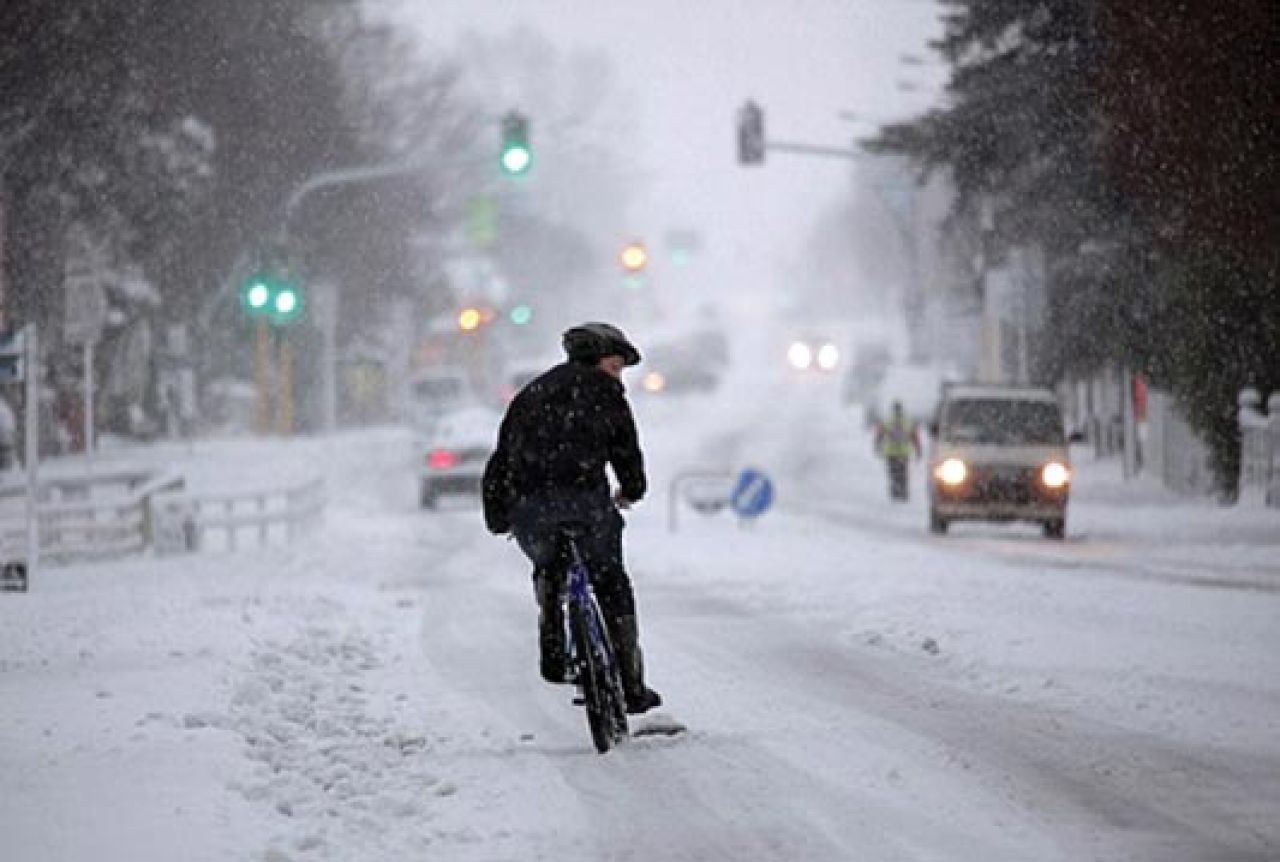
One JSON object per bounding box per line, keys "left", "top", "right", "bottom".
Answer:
{"left": 657, "top": 585, "right": 1280, "bottom": 862}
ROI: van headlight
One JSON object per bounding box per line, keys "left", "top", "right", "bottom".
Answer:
{"left": 1040, "top": 462, "right": 1070, "bottom": 489}
{"left": 934, "top": 458, "right": 968, "bottom": 486}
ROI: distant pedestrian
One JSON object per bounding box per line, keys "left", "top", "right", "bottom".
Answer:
{"left": 874, "top": 400, "right": 922, "bottom": 501}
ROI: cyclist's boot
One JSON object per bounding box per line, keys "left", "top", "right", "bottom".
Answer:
{"left": 614, "top": 614, "right": 663, "bottom": 714}
{"left": 536, "top": 576, "right": 570, "bottom": 684}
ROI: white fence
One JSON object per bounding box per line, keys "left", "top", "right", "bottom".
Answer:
{"left": 0, "top": 470, "right": 327, "bottom": 563}
{"left": 152, "top": 477, "right": 326, "bottom": 553}
{"left": 1239, "top": 389, "right": 1280, "bottom": 507}
{"left": 0, "top": 469, "right": 186, "bottom": 564}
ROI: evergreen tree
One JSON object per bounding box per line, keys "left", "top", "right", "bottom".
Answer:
{"left": 871, "top": 0, "right": 1279, "bottom": 495}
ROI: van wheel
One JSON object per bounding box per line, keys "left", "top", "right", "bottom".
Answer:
{"left": 1043, "top": 519, "right": 1065, "bottom": 540}
{"left": 929, "top": 509, "right": 949, "bottom": 535}
{"left": 419, "top": 482, "right": 438, "bottom": 510}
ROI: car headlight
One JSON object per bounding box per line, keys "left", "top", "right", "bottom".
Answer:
{"left": 1041, "top": 461, "right": 1070, "bottom": 489}
{"left": 787, "top": 342, "right": 813, "bottom": 370}
{"left": 816, "top": 343, "right": 840, "bottom": 371}
{"left": 934, "top": 458, "right": 968, "bottom": 486}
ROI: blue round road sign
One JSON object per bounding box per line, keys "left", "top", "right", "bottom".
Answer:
{"left": 730, "top": 468, "right": 774, "bottom": 518}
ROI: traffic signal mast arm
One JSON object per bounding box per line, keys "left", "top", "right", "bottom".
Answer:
{"left": 282, "top": 159, "right": 431, "bottom": 247}
{"left": 765, "top": 140, "right": 864, "bottom": 160}
{"left": 736, "top": 100, "right": 861, "bottom": 164}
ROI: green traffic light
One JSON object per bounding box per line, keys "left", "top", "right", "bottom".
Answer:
{"left": 501, "top": 145, "right": 531, "bottom": 175}
{"left": 510, "top": 304, "right": 533, "bottom": 325}
{"left": 271, "top": 284, "right": 303, "bottom": 323}
{"left": 499, "top": 111, "right": 532, "bottom": 176}
{"left": 275, "top": 289, "right": 298, "bottom": 316}
{"left": 247, "top": 282, "right": 271, "bottom": 309}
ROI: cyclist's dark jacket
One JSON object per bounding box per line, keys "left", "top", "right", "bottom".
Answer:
{"left": 482, "top": 361, "right": 646, "bottom": 535}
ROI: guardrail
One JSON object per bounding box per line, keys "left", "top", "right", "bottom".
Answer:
{"left": 668, "top": 469, "right": 734, "bottom": 533}
{"left": 152, "top": 477, "right": 326, "bottom": 553}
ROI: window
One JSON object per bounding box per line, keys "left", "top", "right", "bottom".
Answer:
{"left": 943, "top": 399, "right": 1064, "bottom": 445}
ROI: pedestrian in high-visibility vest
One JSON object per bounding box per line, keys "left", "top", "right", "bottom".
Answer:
{"left": 874, "top": 401, "right": 922, "bottom": 501}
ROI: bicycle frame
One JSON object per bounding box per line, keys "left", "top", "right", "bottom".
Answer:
{"left": 562, "top": 537, "right": 613, "bottom": 679}
{"left": 559, "top": 532, "right": 629, "bottom": 752}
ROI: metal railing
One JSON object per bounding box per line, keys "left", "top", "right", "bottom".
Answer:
{"left": 0, "top": 470, "right": 186, "bottom": 563}
{"left": 152, "top": 477, "right": 326, "bottom": 553}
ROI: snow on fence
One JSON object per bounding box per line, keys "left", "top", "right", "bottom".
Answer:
{"left": 0, "top": 470, "right": 327, "bottom": 562}
{"left": 0, "top": 469, "right": 186, "bottom": 564}
{"left": 1238, "top": 389, "right": 1280, "bottom": 508}
{"left": 151, "top": 477, "right": 326, "bottom": 554}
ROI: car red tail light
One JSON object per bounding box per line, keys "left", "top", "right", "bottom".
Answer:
{"left": 428, "top": 449, "right": 460, "bottom": 469}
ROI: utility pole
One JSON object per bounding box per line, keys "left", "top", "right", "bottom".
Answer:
{"left": 312, "top": 280, "right": 338, "bottom": 433}
{"left": 255, "top": 318, "right": 272, "bottom": 434}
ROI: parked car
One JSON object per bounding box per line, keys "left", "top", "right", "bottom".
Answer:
{"left": 927, "top": 383, "right": 1071, "bottom": 538}
{"left": 417, "top": 405, "right": 500, "bottom": 509}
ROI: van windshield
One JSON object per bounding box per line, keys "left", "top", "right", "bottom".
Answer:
{"left": 943, "top": 399, "right": 1064, "bottom": 445}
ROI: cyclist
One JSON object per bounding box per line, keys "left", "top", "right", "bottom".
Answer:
{"left": 482, "top": 322, "right": 663, "bottom": 715}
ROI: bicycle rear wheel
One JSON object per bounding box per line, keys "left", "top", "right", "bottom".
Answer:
{"left": 568, "top": 602, "right": 629, "bottom": 753}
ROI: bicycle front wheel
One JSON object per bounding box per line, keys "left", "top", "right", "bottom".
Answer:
{"left": 569, "top": 603, "right": 629, "bottom": 753}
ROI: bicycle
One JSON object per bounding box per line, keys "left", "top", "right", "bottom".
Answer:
{"left": 557, "top": 524, "right": 629, "bottom": 753}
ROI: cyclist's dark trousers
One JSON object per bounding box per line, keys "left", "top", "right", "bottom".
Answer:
{"left": 886, "top": 456, "right": 909, "bottom": 501}
{"left": 512, "top": 508, "right": 642, "bottom": 689}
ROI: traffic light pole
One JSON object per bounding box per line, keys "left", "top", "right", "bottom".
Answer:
{"left": 742, "top": 114, "right": 927, "bottom": 362}
{"left": 277, "top": 330, "right": 294, "bottom": 436}
{"left": 255, "top": 318, "right": 272, "bottom": 435}
{"left": 281, "top": 160, "right": 432, "bottom": 249}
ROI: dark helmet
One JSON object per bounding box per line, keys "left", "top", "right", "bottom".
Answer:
{"left": 561, "top": 322, "right": 641, "bottom": 366}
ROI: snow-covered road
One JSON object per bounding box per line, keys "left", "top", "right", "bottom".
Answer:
{"left": 2, "top": 371, "right": 1278, "bottom": 861}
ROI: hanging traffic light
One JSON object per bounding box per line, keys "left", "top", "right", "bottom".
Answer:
{"left": 620, "top": 241, "right": 648, "bottom": 272}
{"left": 241, "top": 274, "right": 274, "bottom": 314}
{"left": 499, "top": 111, "right": 532, "bottom": 176}
{"left": 509, "top": 304, "right": 534, "bottom": 326}
{"left": 241, "top": 272, "right": 304, "bottom": 325}
{"left": 271, "top": 281, "right": 303, "bottom": 324}
{"left": 458, "top": 307, "right": 483, "bottom": 331}
{"left": 737, "top": 100, "right": 765, "bottom": 165}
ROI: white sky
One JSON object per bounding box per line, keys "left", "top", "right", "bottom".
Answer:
{"left": 376, "top": 0, "right": 946, "bottom": 312}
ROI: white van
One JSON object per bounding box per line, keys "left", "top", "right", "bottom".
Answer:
{"left": 928, "top": 384, "right": 1072, "bottom": 539}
